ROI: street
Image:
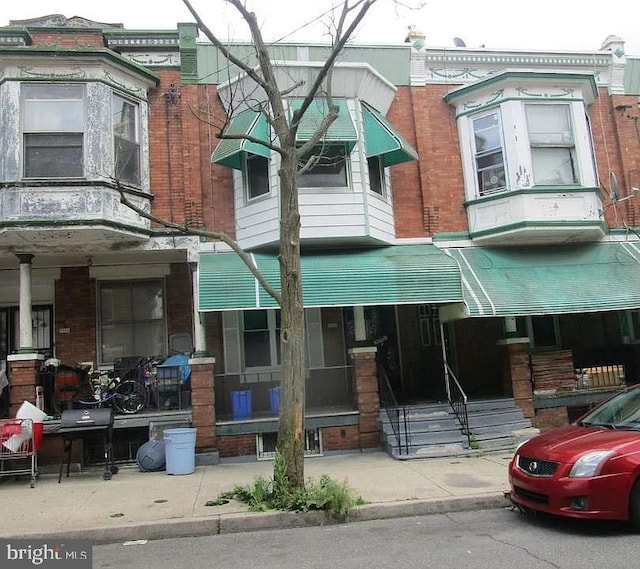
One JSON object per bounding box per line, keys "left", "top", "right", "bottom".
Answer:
{"left": 94, "top": 507, "right": 640, "bottom": 569}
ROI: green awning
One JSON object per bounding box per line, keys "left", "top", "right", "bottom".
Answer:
{"left": 198, "top": 245, "right": 462, "bottom": 311}
{"left": 210, "top": 109, "right": 270, "bottom": 169}
{"left": 362, "top": 102, "right": 418, "bottom": 167}
{"left": 442, "top": 242, "right": 640, "bottom": 319}
{"left": 289, "top": 98, "right": 358, "bottom": 151}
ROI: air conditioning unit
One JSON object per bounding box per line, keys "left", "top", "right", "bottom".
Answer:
{"left": 480, "top": 166, "right": 506, "bottom": 194}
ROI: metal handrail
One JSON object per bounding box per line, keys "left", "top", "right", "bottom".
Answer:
{"left": 377, "top": 360, "right": 410, "bottom": 455}
{"left": 444, "top": 363, "right": 471, "bottom": 447}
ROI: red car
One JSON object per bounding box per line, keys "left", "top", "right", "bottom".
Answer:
{"left": 509, "top": 385, "right": 640, "bottom": 530}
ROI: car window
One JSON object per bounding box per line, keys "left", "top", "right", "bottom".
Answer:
{"left": 577, "top": 388, "right": 640, "bottom": 429}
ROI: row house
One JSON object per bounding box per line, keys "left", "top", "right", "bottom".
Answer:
{"left": 1, "top": 13, "right": 640, "bottom": 464}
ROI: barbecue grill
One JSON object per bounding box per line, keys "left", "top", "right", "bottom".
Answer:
{"left": 58, "top": 408, "right": 118, "bottom": 482}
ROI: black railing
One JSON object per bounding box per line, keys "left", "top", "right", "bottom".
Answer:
{"left": 444, "top": 363, "right": 471, "bottom": 447}
{"left": 377, "top": 360, "right": 410, "bottom": 455}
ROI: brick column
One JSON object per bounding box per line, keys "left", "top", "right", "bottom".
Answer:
{"left": 7, "top": 354, "right": 44, "bottom": 417}
{"left": 189, "top": 357, "right": 215, "bottom": 450}
{"left": 498, "top": 338, "right": 534, "bottom": 419}
{"left": 349, "top": 347, "right": 380, "bottom": 449}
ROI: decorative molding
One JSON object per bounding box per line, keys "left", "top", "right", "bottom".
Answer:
{"left": 19, "top": 65, "right": 86, "bottom": 79}
{"left": 123, "top": 52, "right": 180, "bottom": 67}
{"left": 101, "top": 70, "right": 146, "bottom": 97}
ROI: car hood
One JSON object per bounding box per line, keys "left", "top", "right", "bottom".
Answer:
{"left": 519, "top": 425, "right": 640, "bottom": 462}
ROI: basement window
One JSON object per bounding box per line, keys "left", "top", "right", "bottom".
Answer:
{"left": 256, "top": 428, "right": 323, "bottom": 460}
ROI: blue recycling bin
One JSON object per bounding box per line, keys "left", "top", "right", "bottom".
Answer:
{"left": 232, "top": 390, "right": 252, "bottom": 420}
{"left": 163, "top": 428, "right": 197, "bottom": 475}
{"left": 269, "top": 386, "right": 280, "bottom": 415}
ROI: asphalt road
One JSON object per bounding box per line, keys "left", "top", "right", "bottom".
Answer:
{"left": 94, "top": 507, "right": 640, "bottom": 569}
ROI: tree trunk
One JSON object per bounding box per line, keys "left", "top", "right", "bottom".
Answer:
{"left": 277, "top": 149, "right": 306, "bottom": 489}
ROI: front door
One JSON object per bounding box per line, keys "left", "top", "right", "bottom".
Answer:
{"left": 418, "top": 305, "right": 446, "bottom": 401}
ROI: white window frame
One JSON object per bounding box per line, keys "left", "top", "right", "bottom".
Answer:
{"left": 243, "top": 154, "right": 271, "bottom": 201}
{"left": 297, "top": 144, "right": 351, "bottom": 190}
{"left": 525, "top": 103, "right": 578, "bottom": 186}
{"left": 470, "top": 109, "right": 507, "bottom": 197}
{"left": 22, "top": 83, "right": 85, "bottom": 179}
{"left": 113, "top": 93, "right": 141, "bottom": 186}
{"left": 242, "top": 309, "right": 281, "bottom": 370}
{"left": 367, "top": 155, "right": 386, "bottom": 197}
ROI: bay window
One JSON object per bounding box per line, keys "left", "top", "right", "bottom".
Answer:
{"left": 298, "top": 145, "right": 349, "bottom": 188}
{"left": 472, "top": 111, "right": 506, "bottom": 196}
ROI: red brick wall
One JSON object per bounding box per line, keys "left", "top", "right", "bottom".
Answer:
{"left": 322, "top": 425, "right": 359, "bottom": 451}
{"left": 55, "top": 267, "right": 96, "bottom": 366}
{"left": 216, "top": 434, "right": 256, "bottom": 458}
{"left": 389, "top": 85, "right": 468, "bottom": 237}
{"left": 165, "top": 263, "right": 193, "bottom": 342}
{"left": 534, "top": 407, "right": 569, "bottom": 432}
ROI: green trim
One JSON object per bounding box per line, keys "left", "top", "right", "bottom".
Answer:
{"left": 468, "top": 219, "right": 606, "bottom": 240}
{"left": 444, "top": 242, "right": 640, "bottom": 317}
{"left": 198, "top": 245, "right": 463, "bottom": 311}
{"left": 463, "top": 185, "right": 601, "bottom": 207}
{"left": 289, "top": 98, "right": 358, "bottom": 150}
{"left": 444, "top": 70, "right": 598, "bottom": 104}
{"left": 453, "top": 96, "right": 593, "bottom": 119}
{"left": 0, "top": 46, "right": 159, "bottom": 85}
{"left": 361, "top": 102, "right": 418, "bottom": 167}
{"left": 433, "top": 231, "right": 471, "bottom": 241}
{"left": 210, "top": 110, "right": 271, "bottom": 169}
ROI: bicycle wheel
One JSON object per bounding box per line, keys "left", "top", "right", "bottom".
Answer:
{"left": 113, "top": 380, "right": 147, "bottom": 414}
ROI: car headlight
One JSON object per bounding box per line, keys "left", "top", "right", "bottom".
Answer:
{"left": 569, "top": 450, "right": 615, "bottom": 477}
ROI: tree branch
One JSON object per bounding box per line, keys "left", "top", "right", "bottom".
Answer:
{"left": 117, "top": 184, "right": 282, "bottom": 305}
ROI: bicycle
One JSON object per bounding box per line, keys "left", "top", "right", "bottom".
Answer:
{"left": 52, "top": 367, "right": 148, "bottom": 415}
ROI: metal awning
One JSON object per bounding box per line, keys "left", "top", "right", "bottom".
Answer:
{"left": 288, "top": 98, "right": 358, "bottom": 151}
{"left": 362, "top": 102, "right": 418, "bottom": 167}
{"left": 210, "top": 109, "right": 270, "bottom": 169}
{"left": 441, "top": 242, "right": 640, "bottom": 320}
{"left": 198, "top": 245, "right": 462, "bottom": 311}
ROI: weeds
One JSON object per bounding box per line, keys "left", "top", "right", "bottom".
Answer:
{"left": 218, "top": 450, "right": 365, "bottom": 520}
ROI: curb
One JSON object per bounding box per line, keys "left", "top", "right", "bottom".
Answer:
{"left": 1, "top": 492, "right": 511, "bottom": 545}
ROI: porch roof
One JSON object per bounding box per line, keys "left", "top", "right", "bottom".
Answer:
{"left": 198, "top": 245, "right": 462, "bottom": 311}
{"left": 441, "top": 242, "right": 640, "bottom": 319}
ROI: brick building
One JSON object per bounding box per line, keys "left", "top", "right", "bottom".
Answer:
{"left": 1, "top": 14, "right": 640, "bottom": 463}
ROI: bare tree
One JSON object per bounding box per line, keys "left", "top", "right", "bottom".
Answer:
{"left": 123, "top": 0, "right": 381, "bottom": 489}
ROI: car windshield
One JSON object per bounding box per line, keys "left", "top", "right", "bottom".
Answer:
{"left": 577, "top": 387, "right": 640, "bottom": 430}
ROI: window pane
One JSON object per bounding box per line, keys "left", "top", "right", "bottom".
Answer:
{"left": 473, "top": 112, "right": 506, "bottom": 196}
{"left": 298, "top": 146, "right": 348, "bottom": 188}
{"left": 473, "top": 113, "right": 502, "bottom": 152}
{"left": 133, "top": 321, "right": 165, "bottom": 356}
{"left": 23, "top": 84, "right": 83, "bottom": 132}
{"left": 101, "top": 324, "right": 134, "bottom": 362}
{"left": 114, "top": 137, "right": 140, "bottom": 185}
{"left": 100, "top": 285, "right": 132, "bottom": 323}
{"left": 246, "top": 155, "right": 270, "bottom": 199}
{"left": 531, "top": 148, "right": 577, "bottom": 185}
{"left": 113, "top": 97, "right": 137, "bottom": 141}
{"left": 244, "top": 331, "right": 271, "bottom": 367}
{"left": 526, "top": 104, "right": 573, "bottom": 145}
{"left": 24, "top": 134, "right": 83, "bottom": 178}
{"left": 368, "top": 156, "right": 384, "bottom": 195}
{"left": 244, "top": 311, "right": 268, "bottom": 331}
{"left": 531, "top": 316, "right": 558, "bottom": 347}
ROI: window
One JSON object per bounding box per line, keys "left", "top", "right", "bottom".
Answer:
{"left": 472, "top": 111, "right": 506, "bottom": 196}
{"left": 243, "top": 310, "right": 281, "bottom": 368}
{"left": 298, "top": 145, "right": 348, "bottom": 188}
{"left": 419, "top": 305, "right": 441, "bottom": 347}
{"left": 113, "top": 95, "right": 140, "bottom": 186}
{"left": 245, "top": 155, "right": 270, "bottom": 199}
{"left": 23, "top": 84, "right": 84, "bottom": 178}
{"left": 368, "top": 156, "right": 385, "bottom": 196}
{"left": 99, "top": 280, "right": 166, "bottom": 364}
{"left": 526, "top": 104, "right": 577, "bottom": 185}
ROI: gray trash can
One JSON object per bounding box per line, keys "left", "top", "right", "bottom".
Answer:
{"left": 163, "top": 427, "right": 197, "bottom": 475}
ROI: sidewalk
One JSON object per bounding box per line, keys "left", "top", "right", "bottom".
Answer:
{"left": 0, "top": 451, "right": 513, "bottom": 544}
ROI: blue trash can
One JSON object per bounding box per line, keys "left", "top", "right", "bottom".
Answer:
{"left": 163, "top": 428, "right": 197, "bottom": 475}
{"left": 269, "top": 386, "right": 280, "bottom": 415}
{"left": 231, "top": 390, "right": 252, "bottom": 420}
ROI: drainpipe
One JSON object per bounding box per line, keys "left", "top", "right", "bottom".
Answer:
{"left": 16, "top": 254, "right": 34, "bottom": 353}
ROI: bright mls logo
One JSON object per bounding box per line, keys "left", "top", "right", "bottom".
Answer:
{"left": 1, "top": 540, "right": 92, "bottom": 568}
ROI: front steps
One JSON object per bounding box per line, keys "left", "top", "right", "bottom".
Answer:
{"left": 379, "top": 398, "right": 538, "bottom": 459}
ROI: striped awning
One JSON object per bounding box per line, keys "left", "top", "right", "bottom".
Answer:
{"left": 210, "top": 109, "right": 270, "bottom": 170}
{"left": 441, "top": 242, "right": 640, "bottom": 320}
{"left": 289, "top": 98, "right": 358, "bottom": 151}
{"left": 198, "top": 245, "right": 462, "bottom": 311}
{"left": 362, "top": 102, "right": 418, "bottom": 167}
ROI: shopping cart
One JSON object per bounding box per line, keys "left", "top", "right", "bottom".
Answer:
{"left": 0, "top": 418, "right": 42, "bottom": 488}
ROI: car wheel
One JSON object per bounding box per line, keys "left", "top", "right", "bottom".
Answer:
{"left": 629, "top": 480, "right": 640, "bottom": 532}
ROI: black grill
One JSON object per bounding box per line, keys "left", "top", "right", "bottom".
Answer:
{"left": 57, "top": 408, "right": 117, "bottom": 482}
{"left": 513, "top": 485, "right": 549, "bottom": 504}
{"left": 517, "top": 455, "right": 559, "bottom": 477}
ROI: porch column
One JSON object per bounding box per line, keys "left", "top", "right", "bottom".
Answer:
{"left": 353, "top": 306, "right": 367, "bottom": 342}
{"left": 349, "top": 346, "right": 380, "bottom": 448}
{"left": 189, "top": 356, "right": 216, "bottom": 451}
{"left": 16, "top": 254, "right": 34, "bottom": 352}
{"left": 498, "top": 337, "right": 534, "bottom": 419}
{"left": 190, "top": 262, "right": 208, "bottom": 357}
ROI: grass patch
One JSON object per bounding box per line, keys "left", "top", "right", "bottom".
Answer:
{"left": 218, "top": 451, "right": 365, "bottom": 520}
